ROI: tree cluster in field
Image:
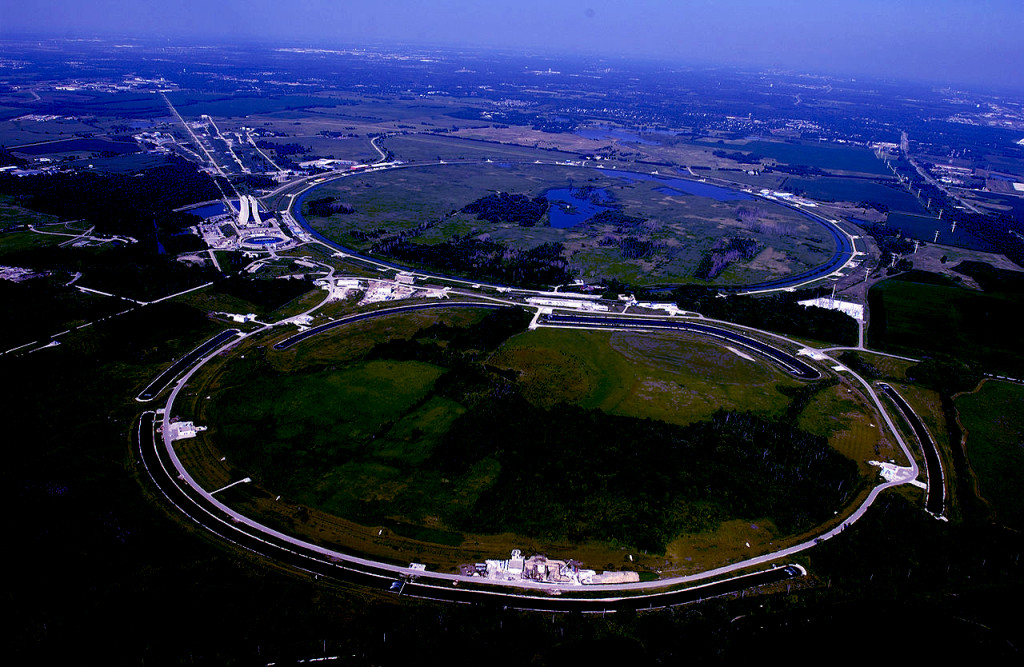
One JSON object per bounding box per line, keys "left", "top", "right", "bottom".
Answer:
{"left": 211, "top": 274, "right": 313, "bottom": 314}
{"left": 317, "top": 130, "right": 360, "bottom": 138}
{"left": 230, "top": 174, "right": 277, "bottom": 190}
{"left": 599, "top": 234, "right": 660, "bottom": 259}
{"left": 713, "top": 149, "right": 764, "bottom": 164}
{"left": 858, "top": 200, "right": 890, "bottom": 214}
{"left": 305, "top": 196, "right": 355, "bottom": 217}
{"left": 858, "top": 221, "right": 916, "bottom": 256}
{"left": 366, "top": 306, "right": 532, "bottom": 371}
{"left": 461, "top": 192, "right": 549, "bottom": 227}
{"left": 838, "top": 351, "right": 882, "bottom": 379}
{"left": 432, "top": 398, "right": 858, "bottom": 551}
{"left": 0, "top": 157, "right": 220, "bottom": 243}
{"left": 587, "top": 209, "right": 646, "bottom": 231}
{"left": 373, "top": 236, "right": 571, "bottom": 288}
{"left": 360, "top": 307, "right": 858, "bottom": 551}
{"left": 694, "top": 237, "right": 760, "bottom": 279}
{"left": 255, "top": 140, "right": 309, "bottom": 156}
{"left": 672, "top": 285, "right": 858, "bottom": 346}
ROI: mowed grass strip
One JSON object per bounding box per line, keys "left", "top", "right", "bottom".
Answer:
{"left": 956, "top": 381, "right": 1024, "bottom": 529}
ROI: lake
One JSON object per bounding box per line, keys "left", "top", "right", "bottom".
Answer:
{"left": 545, "top": 187, "right": 615, "bottom": 228}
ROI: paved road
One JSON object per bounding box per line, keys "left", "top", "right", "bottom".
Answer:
{"left": 136, "top": 329, "right": 241, "bottom": 401}
{"left": 273, "top": 301, "right": 506, "bottom": 350}
{"left": 286, "top": 161, "right": 859, "bottom": 296}
{"left": 137, "top": 409, "right": 805, "bottom": 610}
{"left": 879, "top": 383, "right": 945, "bottom": 516}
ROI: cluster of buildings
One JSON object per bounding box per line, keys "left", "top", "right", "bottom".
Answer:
{"left": 312, "top": 274, "right": 449, "bottom": 305}
{"left": 191, "top": 196, "right": 296, "bottom": 253}
{"left": 462, "top": 549, "right": 640, "bottom": 586}
{"left": 0, "top": 264, "right": 50, "bottom": 282}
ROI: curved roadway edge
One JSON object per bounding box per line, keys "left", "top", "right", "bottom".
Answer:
{"left": 878, "top": 383, "right": 946, "bottom": 518}
{"left": 136, "top": 329, "right": 242, "bottom": 402}
{"left": 273, "top": 301, "right": 506, "bottom": 351}
{"left": 139, "top": 408, "right": 805, "bottom": 611}
{"left": 538, "top": 313, "right": 820, "bottom": 379}
{"left": 139, "top": 300, "right": 928, "bottom": 608}
{"left": 282, "top": 160, "right": 863, "bottom": 297}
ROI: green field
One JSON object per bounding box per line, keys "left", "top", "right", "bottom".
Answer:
{"left": 783, "top": 177, "right": 928, "bottom": 214}
{"left": 740, "top": 140, "right": 891, "bottom": 176}
{"left": 489, "top": 328, "right": 799, "bottom": 424}
{"left": 198, "top": 314, "right": 869, "bottom": 557}
{"left": 0, "top": 229, "right": 64, "bottom": 256}
{"left": 956, "top": 381, "right": 1024, "bottom": 529}
{"left": 868, "top": 270, "right": 1024, "bottom": 375}
{"left": 383, "top": 133, "right": 576, "bottom": 162}
{"left": 304, "top": 162, "right": 834, "bottom": 287}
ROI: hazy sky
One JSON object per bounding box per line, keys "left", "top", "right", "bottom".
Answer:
{"left": 4, "top": 0, "right": 1023, "bottom": 90}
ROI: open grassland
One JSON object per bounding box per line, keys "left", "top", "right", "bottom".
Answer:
{"left": 798, "top": 382, "right": 897, "bottom": 470}
{"left": 185, "top": 316, "right": 871, "bottom": 573}
{"left": 489, "top": 328, "right": 799, "bottom": 424}
{"left": 956, "top": 381, "right": 1024, "bottom": 529}
{"left": 0, "top": 229, "right": 64, "bottom": 256}
{"left": 306, "top": 162, "right": 833, "bottom": 287}
{"left": 736, "top": 140, "right": 891, "bottom": 176}
{"left": 869, "top": 272, "right": 1024, "bottom": 375}
{"left": 383, "top": 133, "right": 574, "bottom": 162}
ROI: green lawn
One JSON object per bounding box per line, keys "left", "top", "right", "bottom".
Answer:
{"left": 489, "top": 328, "right": 799, "bottom": 425}
{"left": 869, "top": 271, "right": 1024, "bottom": 375}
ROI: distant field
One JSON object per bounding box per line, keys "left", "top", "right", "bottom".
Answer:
{"left": 383, "top": 133, "right": 576, "bottom": 162}
{"left": 956, "top": 380, "right": 1024, "bottom": 529}
{"left": 784, "top": 177, "right": 928, "bottom": 214}
{"left": 489, "top": 328, "right": 799, "bottom": 424}
{"left": 12, "top": 137, "right": 139, "bottom": 156}
{"left": 303, "top": 162, "right": 834, "bottom": 287}
{"left": 868, "top": 270, "right": 1024, "bottom": 375}
{"left": 740, "top": 140, "right": 891, "bottom": 176}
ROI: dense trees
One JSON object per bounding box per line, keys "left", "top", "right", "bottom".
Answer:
{"left": 435, "top": 399, "right": 858, "bottom": 551}
{"left": 694, "top": 237, "right": 760, "bottom": 279}
{"left": 378, "top": 236, "right": 571, "bottom": 288}
{"left": 461, "top": 192, "right": 549, "bottom": 227}
{"left": 306, "top": 195, "right": 355, "bottom": 217}
{"left": 673, "top": 285, "right": 858, "bottom": 345}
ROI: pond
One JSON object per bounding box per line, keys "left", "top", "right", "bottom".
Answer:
{"left": 544, "top": 186, "right": 615, "bottom": 228}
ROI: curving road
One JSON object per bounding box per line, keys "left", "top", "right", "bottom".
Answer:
{"left": 129, "top": 155, "right": 936, "bottom": 607}
{"left": 139, "top": 406, "right": 805, "bottom": 610}
{"left": 273, "top": 301, "right": 505, "bottom": 351}
{"left": 879, "top": 383, "right": 945, "bottom": 516}
{"left": 135, "top": 294, "right": 934, "bottom": 609}
{"left": 285, "top": 160, "right": 861, "bottom": 296}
